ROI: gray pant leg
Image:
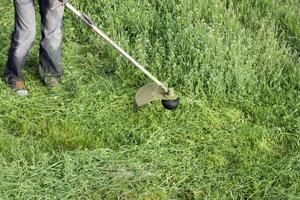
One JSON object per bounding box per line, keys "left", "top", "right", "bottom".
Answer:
{"left": 6, "top": 0, "right": 36, "bottom": 80}
{"left": 39, "top": 0, "right": 65, "bottom": 78}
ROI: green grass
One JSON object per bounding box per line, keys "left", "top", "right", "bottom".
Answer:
{"left": 0, "top": 0, "right": 299, "bottom": 199}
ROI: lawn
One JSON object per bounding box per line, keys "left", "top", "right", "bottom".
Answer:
{"left": 0, "top": 0, "right": 299, "bottom": 199}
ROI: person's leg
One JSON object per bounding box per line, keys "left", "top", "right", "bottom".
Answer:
{"left": 6, "top": 0, "right": 36, "bottom": 82}
{"left": 39, "top": 0, "right": 65, "bottom": 85}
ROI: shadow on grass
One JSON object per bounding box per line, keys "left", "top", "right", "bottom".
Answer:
{"left": 25, "top": 54, "right": 44, "bottom": 84}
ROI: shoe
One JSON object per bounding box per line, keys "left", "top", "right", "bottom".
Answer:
{"left": 44, "top": 76, "right": 60, "bottom": 87}
{"left": 6, "top": 78, "right": 29, "bottom": 97}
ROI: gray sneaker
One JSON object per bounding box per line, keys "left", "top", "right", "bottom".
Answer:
{"left": 6, "top": 78, "right": 29, "bottom": 97}
{"left": 44, "top": 76, "right": 60, "bottom": 87}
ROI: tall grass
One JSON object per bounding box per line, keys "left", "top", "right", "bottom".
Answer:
{"left": 0, "top": 0, "right": 299, "bottom": 199}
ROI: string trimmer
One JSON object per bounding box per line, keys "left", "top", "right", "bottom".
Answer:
{"left": 66, "top": 3, "right": 180, "bottom": 110}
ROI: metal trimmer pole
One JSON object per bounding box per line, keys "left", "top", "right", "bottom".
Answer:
{"left": 66, "top": 3, "right": 170, "bottom": 94}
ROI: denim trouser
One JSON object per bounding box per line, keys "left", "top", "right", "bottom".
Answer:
{"left": 6, "top": 0, "right": 65, "bottom": 81}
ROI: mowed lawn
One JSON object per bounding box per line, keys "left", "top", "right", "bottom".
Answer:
{"left": 0, "top": 0, "right": 299, "bottom": 199}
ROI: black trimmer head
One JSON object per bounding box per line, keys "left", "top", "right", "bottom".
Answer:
{"left": 162, "top": 98, "right": 180, "bottom": 110}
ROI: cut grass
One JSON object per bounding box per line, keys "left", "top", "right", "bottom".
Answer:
{"left": 0, "top": 0, "right": 299, "bottom": 199}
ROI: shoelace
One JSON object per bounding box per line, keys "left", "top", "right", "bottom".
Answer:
{"left": 14, "top": 80, "right": 26, "bottom": 90}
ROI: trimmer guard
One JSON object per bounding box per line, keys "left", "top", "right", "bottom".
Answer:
{"left": 134, "top": 82, "right": 177, "bottom": 108}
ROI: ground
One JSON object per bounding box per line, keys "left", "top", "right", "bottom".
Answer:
{"left": 0, "top": 0, "right": 299, "bottom": 199}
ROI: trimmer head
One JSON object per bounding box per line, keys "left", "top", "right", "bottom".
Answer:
{"left": 135, "top": 82, "right": 180, "bottom": 110}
